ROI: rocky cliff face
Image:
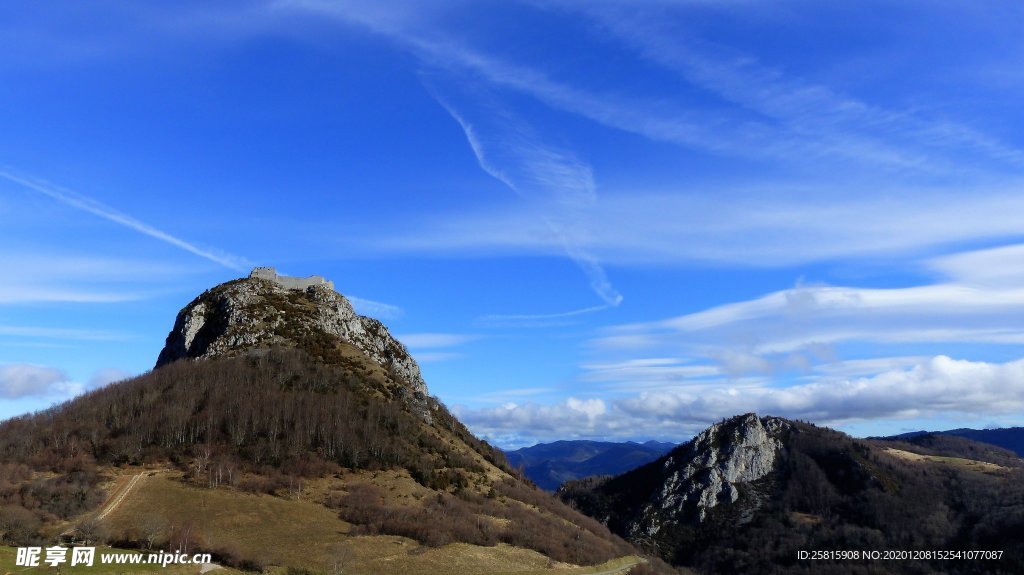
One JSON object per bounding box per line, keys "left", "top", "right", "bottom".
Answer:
{"left": 560, "top": 413, "right": 791, "bottom": 540}
{"left": 155, "top": 275, "right": 429, "bottom": 414}
{"left": 629, "top": 414, "right": 789, "bottom": 535}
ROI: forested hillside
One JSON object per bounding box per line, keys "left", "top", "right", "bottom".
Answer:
{"left": 0, "top": 349, "right": 652, "bottom": 571}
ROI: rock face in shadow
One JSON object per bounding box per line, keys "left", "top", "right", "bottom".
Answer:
{"left": 156, "top": 274, "right": 428, "bottom": 416}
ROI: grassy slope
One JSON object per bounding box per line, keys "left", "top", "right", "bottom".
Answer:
{"left": 101, "top": 469, "right": 639, "bottom": 575}
{"left": 108, "top": 471, "right": 350, "bottom": 569}
{"left": 882, "top": 447, "right": 1010, "bottom": 473}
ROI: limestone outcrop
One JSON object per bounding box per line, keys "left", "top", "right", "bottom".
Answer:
{"left": 627, "top": 414, "right": 790, "bottom": 536}
{"left": 155, "top": 270, "right": 428, "bottom": 416}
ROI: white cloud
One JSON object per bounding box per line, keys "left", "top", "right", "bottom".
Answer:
{"left": 616, "top": 355, "right": 1024, "bottom": 424}
{"left": 928, "top": 243, "right": 1024, "bottom": 286}
{"left": 590, "top": 270, "right": 1024, "bottom": 373}
{"left": 455, "top": 396, "right": 612, "bottom": 440}
{"left": 0, "top": 364, "right": 132, "bottom": 402}
{"left": 460, "top": 355, "right": 1024, "bottom": 445}
{"left": 0, "top": 364, "right": 71, "bottom": 399}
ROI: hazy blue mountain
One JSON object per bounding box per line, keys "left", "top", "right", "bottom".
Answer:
{"left": 504, "top": 440, "right": 677, "bottom": 491}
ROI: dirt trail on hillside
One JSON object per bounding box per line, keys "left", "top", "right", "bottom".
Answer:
{"left": 96, "top": 471, "right": 147, "bottom": 521}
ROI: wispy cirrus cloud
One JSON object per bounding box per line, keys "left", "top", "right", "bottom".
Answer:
{"left": 928, "top": 243, "right": 1024, "bottom": 286}
{"left": 396, "top": 332, "right": 477, "bottom": 348}
{"left": 0, "top": 254, "right": 195, "bottom": 304}
{"left": 271, "top": 1, "right": 1024, "bottom": 275}
{"left": 281, "top": 0, "right": 625, "bottom": 310}
{"left": 412, "top": 352, "right": 464, "bottom": 363}
{"left": 0, "top": 287, "right": 144, "bottom": 305}
{"left": 564, "top": 2, "right": 1024, "bottom": 171}
{"left": 424, "top": 70, "right": 623, "bottom": 308}
{"left": 476, "top": 304, "right": 611, "bottom": 328}
{"left": 1, "top": 169, "right": 248, "bottom": 271}
{"left": 272, "top": 0, "right": 1024, "bottom": 292}
{"left": 396, "top": 332, "right": 478, "bottom": 363}
{"left": 0, "top": 325, "right": 128, "bottom": 341}
{"left": 293, "top": 0, "right": 1024, "bottom": 175}
{"left": 372, "top": 182, "right": 1024, "bottom": 267}
{"left": 347, "top": 295, "right": 403, "bottom": 320}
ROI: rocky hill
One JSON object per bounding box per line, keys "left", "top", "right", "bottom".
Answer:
{"left": 155, "top": 270, "right": 428, "bottom": 416}
{"left": 0, "top": 270, "right": 654, "bottom": 574}
{"left": 561, "top": 414, "right": 1024, "bottom": 574}
{"left": 629, "top": 414, "right": 788, "bottom": 530}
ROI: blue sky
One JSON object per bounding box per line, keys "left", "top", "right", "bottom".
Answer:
{"left": 3, "top": 1, "right": 1024, "bottom": 448}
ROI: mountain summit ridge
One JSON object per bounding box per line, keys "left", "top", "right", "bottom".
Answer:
{"left": 636, "top": 413, "right": 789, "bottom": 530}
{"left": 155, "top": 268, "right": 428, "bottom": 414}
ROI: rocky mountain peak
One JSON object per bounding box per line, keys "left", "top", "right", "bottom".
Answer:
{"left": 629, "top": 413, "right": 790, "bottom": 535}
{"left": 155, "top": 269, "right": 428, "bottom": 414}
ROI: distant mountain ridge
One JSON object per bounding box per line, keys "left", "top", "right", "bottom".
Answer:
{"left": 885, "top": 426, "right": 1024, "bottom": 456}
{"left": 504, "top": 439, "right": 676, "bottom": 491}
